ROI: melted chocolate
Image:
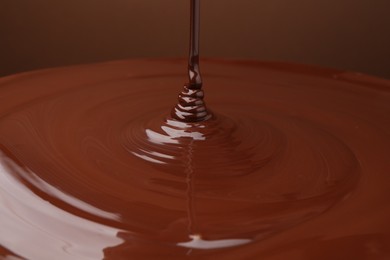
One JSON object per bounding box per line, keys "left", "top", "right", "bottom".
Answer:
{"left": 0, "top": 59, "right": 389, "bottom": 259}
{"left": 0, "top": 1, "right": 390, "bottom": 259}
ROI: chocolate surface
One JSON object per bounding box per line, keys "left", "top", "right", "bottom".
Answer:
{"left": 0, "top": 59, "right": 389, "bottom": 259}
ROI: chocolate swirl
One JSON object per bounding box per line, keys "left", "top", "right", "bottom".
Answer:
{"left": 171, "top": 0, "right": 212, "bottom": 122}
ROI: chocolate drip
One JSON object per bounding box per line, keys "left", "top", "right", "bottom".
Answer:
{"left": 172, "top": 0, "right": 212, "bottom": 122}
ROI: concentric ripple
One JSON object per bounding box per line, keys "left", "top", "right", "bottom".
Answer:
{"left": 0, "top": 59, "right": 389, "bottom": 260}
{"left": 123, "top": 112, "right": 284, "bottom": 177}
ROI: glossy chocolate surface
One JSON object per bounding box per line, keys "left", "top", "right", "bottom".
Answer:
{"left": 0, "top": 59, "right": 389, "bottom": 259}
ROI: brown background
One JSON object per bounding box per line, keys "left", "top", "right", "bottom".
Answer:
{"left": 0, "top": 0, "right": 389, "bottom": 79}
